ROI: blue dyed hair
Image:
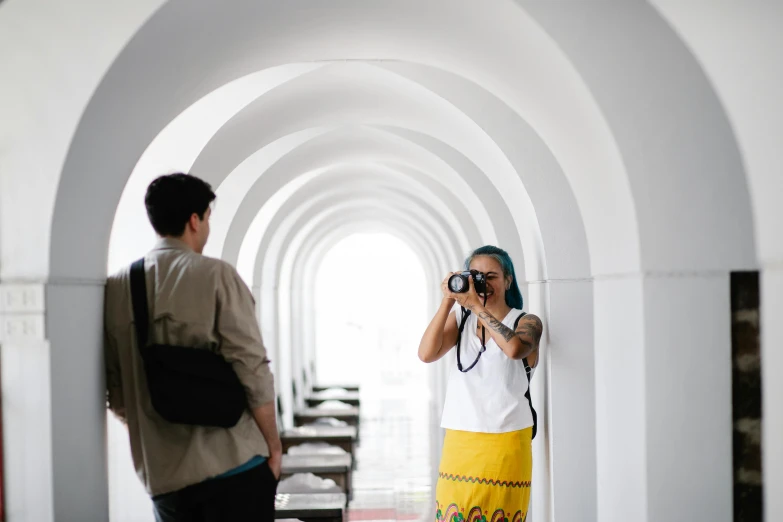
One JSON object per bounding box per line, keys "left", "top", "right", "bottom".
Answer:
{"left": 464, "top": 245, "right": 524, "bottom": 310}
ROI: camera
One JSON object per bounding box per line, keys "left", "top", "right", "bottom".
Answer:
{"left": 448, "top": 270, "right": 487, "bottom": 294}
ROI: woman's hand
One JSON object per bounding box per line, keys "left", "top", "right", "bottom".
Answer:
{"left": 441, "top": 272, "right": 460, "bottom": 302}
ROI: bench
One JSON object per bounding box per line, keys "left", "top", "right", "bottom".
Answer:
{"left": 281, "top": 426, "right": 358, "bottom": 457}
{"left": 293, "top": 407, "right": 361, "bottom": 428}
{"left": 275, "top": 493, "right": 346, "bottom": 521}
{"left": 305, "top": 391, "right": 361, "bottom": 408}
{"left": 312, "top": 384, "right": 359, "bottom": 393}
{"left": 281, "top": 453, "right": 353, "bottom": 500}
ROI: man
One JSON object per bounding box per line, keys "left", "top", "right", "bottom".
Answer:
{"left": 104, "top": 173, "right": 281, "bottom": 520}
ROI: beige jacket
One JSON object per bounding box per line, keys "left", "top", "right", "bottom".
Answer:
{"left": 104, "top": 238, "right": 275, "bottom": 496}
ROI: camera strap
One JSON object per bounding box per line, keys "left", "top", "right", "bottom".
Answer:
{"left": 455, "top": 295, "right": 488, "bottom": 373}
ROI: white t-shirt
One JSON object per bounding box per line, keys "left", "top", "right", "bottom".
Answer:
{"left": 440, "top": 306, "right": 535, "bottom": 433}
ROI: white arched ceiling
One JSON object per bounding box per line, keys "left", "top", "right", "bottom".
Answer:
{"left": 231, "top": 153, "right": 480, "bottom": 283}
{"left": 248, "top": 167, "right": 474, "bottom": 289}
{"left": 256, "top": 183, "right": 460, "bottom": 307}
{"left": 234, "top": 167, "right": 465, "bottom": 271}
{"left": 267, "top": 194, "right": 458, "bottom": 308}
{"left": 188, "top": 63, "right": 541, "bottom": 276}
{"left": 210, "top": 126, "right": 512, "bottom": 277}
{"left": 259, "top": 187, "right": 455, "bottom": 301}
{"left": 199, "top": 126, "right": 497, "bottom": 273}
{"left": 49, "top": 0, "right": 638, "bottom": 282}
{"left": 107, "top": 63, "right": 327, "bottom": 271}
{"left": 202, "top": 128, "right": 331, "bottom": 259}
{"left": 372, "top": 63, "right": 592, "bottom": 279}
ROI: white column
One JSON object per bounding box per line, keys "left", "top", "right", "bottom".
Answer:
{"left": 546, "top": 280, "right": 597, "bottom": 522}
{"left": 594, "top": 273, "right": 734, "bottom": 522}
{"left": 762, "top": 264, "right": 783, "bottom": 522}
{"left": 594, "top": 276, "right": 647, "bottom": 522}
{"left": 290, "top": 268, "right": 306, "bottom": 411}
{"left": 642, "top": 273, "right": 733, "bottom": 522}
{"left": 45, "top": 281, "right": 108, "bottom": 522}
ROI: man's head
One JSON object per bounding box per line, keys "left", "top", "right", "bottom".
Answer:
{"left": 145, "top": 173, "right": 215, "bottom": 254}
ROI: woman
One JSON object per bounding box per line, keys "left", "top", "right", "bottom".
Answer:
{"left": 418, "top": 246, "right": 543, "bottom": 522}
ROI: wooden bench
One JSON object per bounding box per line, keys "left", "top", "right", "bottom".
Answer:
{"left": 305, "top": 391, "right": 361, "bottom": 408}
{"left": 312, "top": 384, "right": 359, "bottom": 393}
{"left": 293, "top": 407, "right": 361, "bottom": 428}
{"left": 281, "top": 426, "right": 358, "bottom": 457}
{"left": 281, "top": 453, "right": 353, "bottom": 500}
{"left": 275, "top": 493, "right": 346, "bottom": 521}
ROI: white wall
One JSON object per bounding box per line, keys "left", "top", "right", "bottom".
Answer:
{"left": 647, "top": 6, "right": 783, "bottom": 517}
{"left": 0, "top": 0, "right": 164, "bottom": 280}
{"left": 0, "top": 286, "right": 53, "bottom": 522}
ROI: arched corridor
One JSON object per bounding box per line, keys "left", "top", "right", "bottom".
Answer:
{"left": 0, "top": 2, "right": 781, "bottom": 521}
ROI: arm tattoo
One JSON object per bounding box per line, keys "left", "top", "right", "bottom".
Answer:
{"left": 477, "top": 311, "right": 517, "bottom": 342}
{"left": 516, "top": 316, "right": 543, "bottom": 345}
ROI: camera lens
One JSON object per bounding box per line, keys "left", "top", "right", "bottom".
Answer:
{"left": 448, "top": 273, "right": 468, "bottom": 293}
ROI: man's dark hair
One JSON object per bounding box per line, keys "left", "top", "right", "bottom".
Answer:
{"left": 145, "top": 173, "right": 216, "bottom": 237}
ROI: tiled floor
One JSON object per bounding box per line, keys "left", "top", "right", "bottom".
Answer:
{"left": 345, "top": 390, "right": 434, "bottom": 521}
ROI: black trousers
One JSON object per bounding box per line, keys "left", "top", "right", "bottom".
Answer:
{"left": 152, "top": 461, "right": 278, "bottom": 522}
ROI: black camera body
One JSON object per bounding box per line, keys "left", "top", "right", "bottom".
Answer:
{"left": 448, "top": 270, "right": 487, "bottom": 294}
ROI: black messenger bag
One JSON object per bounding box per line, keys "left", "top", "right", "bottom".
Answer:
{"left": 130, "top": 258, "right": 247, "bottom": 428}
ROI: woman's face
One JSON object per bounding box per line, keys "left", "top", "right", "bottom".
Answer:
{"left": 468, "top": 255, "right": 511, "bottom": 307}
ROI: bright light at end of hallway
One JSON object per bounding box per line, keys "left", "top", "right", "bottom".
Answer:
{"left": 314, "top": 232, "right": 430, "bottom": 406}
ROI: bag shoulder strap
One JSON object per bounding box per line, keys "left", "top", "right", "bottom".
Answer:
{"left": 513, "top": 312, "right": 534, "bottom": 372}
{"left": 129, "top": 258, "right": 150, "bottom": 351}
{"left": 513, "top": 312, "right": 530, "bottom": 369}
{"left": 514, "top": 311, "right": 538, "bottom": 439}
{"left": 513, "top": 311, "right": 527, "bottom": 329}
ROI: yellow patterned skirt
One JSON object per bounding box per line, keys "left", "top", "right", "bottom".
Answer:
{"left": 435, "top": 428, "right": 532, "bottom": 522}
